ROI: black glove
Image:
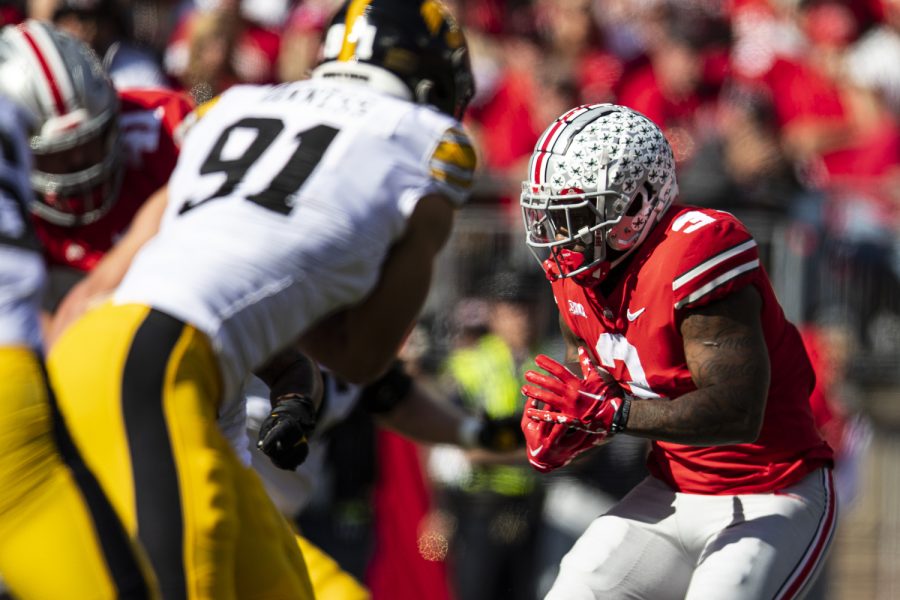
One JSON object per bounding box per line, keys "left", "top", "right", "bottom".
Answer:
{"left": 257, "top": 393, "right": 318, "bottom": 471}
{"left": 477, "top": 414, "right": 526, "bottom": 452}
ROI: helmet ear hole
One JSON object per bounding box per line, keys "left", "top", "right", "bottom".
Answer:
{"left": 415, "top": 73, "right": 457, "bottom": 117}
{"left": 624, "top": 193, "right": 643, "bottom": 217}
{"left": 626, "top": 183, "right": 653, "bottom": 216}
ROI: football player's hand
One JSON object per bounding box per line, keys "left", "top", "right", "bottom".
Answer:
{"left": 520, "top": 348, "right": 628, "bottom": 472}
{"left": 476, "top": 414, "right": 526, "bottom": 452}
{"left": 257, "top": 393, "right": 318, "bottom": 471}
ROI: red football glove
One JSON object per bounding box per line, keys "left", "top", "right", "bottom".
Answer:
{"left": 520, "top": 347, "right": 630, "bottom": 472}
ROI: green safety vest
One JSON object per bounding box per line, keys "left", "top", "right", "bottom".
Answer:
{"left": 444, "top": 334, "right": 538, "bottom": 497}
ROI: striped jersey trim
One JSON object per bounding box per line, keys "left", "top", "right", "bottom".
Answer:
{"left": 673, "top": 259, "right": 759, "bottom": 310}
{"left": 429, "top": 128, "right": 476, "bottom": 190}
{"left": 774, "top": 469, "right": 837, "bottom": 600}
{"left": 673, "top": 239, "right": 757, "bottom": 291}
{"left": 430, "top": 164, "right": 473, "bottom": 188}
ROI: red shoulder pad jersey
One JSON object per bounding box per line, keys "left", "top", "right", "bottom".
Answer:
{"left": 552, "top": 205, "right": 833, "bottom": 494}
{"left": 34, "top": 88, "right": 194, "bottom": 271}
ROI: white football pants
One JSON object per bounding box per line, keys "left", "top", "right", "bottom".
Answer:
{"left": 545, "top": 468, "right": 836, "bottom": 600}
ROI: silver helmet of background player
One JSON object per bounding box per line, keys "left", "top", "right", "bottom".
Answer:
{"left": 0, "top": 20, "right": 121, "bottom": 226}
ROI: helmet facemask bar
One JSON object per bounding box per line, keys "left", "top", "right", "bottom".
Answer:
{"left": 30, "top": 105, "right": 117, "bottom": 154}
{"left": 521, "top": 182, "right": 632, "bottom": 279}
{"left": 30, "top": 119, "right": 123, "bottom": 226}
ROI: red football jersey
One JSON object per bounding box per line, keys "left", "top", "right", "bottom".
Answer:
{"left": 551, "top": 205, "right": 833, "bottom": 495}
{"left": 34, "top": 88, "right": 194, "bottom": 272}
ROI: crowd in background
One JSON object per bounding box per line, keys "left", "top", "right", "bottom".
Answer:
{"left": 2, "top": 0, "right": 898, "bottom": 598}
{"left": 9, "top": 0, "right": 899, "bottom": 341}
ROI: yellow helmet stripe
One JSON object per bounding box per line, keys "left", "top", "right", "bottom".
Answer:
{"left": 337, "top": 0, "right": 375, "bottom": 61}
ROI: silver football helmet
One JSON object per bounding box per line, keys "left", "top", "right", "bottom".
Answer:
{"left": 521, "top": 104, "right": 678, "bottom": 282}
{"left": 0, "top": 20, "right": 121, "bottom": 226}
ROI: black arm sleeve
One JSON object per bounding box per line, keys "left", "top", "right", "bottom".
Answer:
{"left": 357, "top": 360, "right": 413, "bottom": 414}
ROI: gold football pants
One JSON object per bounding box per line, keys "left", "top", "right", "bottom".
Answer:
{"left": 296, "top": 534, "right": 370, "bottom": 600}
{"left": 48, "top": 304, "right": 314, "bottom": 600}
{"left": 0, "top": 345, "right": 156, "bottom": 599}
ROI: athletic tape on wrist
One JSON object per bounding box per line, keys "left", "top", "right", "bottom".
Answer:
{"left": 611, "top": 395, "right": 632, "bottom": 434}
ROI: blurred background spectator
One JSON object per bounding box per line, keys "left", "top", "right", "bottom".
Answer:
{"left": 164, "top": 0, "right": 283, "bottom": 102}
{"left": 52, "top": 0, "right": 169, "bottom": 89}
{"left": 428, "top": 270, "right": 548, "bottom": 600}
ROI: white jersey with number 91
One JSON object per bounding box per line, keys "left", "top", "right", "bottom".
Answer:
{"left": 115, "top": 79, "right": 475, "bottom": 400}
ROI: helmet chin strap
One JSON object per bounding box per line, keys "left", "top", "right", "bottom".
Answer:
{"left": 583, "top": 233, "right": 633, "bottom": 284}
{"left": 553, "top": 231, "right": 607, "bottom": 284}
{"left": 589, "top": 228, "right": 605, "bottom": 281}
{"left": 589, "top": 146, "right": 614, "bottom": 281}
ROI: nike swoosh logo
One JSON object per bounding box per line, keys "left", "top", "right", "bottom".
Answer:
{"left": 626, "top": 307, "right": 646, "bottom": 321}
{"left": 529, "top": 445, "right": 543, "bottom": 457}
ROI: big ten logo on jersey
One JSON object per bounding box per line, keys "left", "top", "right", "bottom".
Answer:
{"left": 120, "top": 108, "right": 163, "bottom": 168}
{"left": 568, "top": 300, "right": 587, "bottom": 318}
{"left": 671, "top": 210, "right": 720, "bottom": 234}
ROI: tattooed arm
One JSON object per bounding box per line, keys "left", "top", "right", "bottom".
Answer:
{"left": 624, "top": 285, "right": 770, "bottom": 445}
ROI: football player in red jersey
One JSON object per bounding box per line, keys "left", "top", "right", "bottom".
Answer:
{"left": 519, "top": 104, "right": 836, "bottom": 599}
{"left": 0, "top": 20, "right": 193, "bottom": 313}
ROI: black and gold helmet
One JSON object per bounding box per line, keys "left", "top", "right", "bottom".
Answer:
{"left": 313, "top": 0, "right": 475, "bottom": 120}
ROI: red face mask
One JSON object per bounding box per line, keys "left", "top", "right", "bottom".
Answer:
{"left": 542, "top": 248, "right": 609, "bottom": 285}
